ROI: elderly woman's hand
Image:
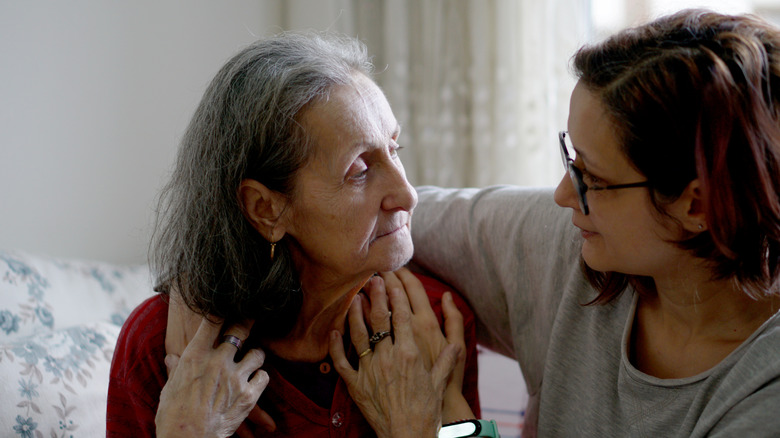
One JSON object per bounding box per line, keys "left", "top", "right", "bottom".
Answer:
{"left": 379, "top": 269, "right": 474, "bottom": 423}
{"left": 155, "top": 317, "right": 269, "bottom": 438}
{"left": 329, "top": 274, "right": 462, "bottom": 438}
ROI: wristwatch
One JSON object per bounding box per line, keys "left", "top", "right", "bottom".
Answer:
{"left": 438, "top": 419, "right": 501, "bottom": 438}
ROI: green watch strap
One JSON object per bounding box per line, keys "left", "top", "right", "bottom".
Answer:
{"left": 438, "top": 419, "right": 501, "bottom": 438}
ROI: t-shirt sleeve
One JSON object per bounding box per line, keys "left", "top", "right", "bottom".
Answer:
{"left": 411, "top": 185, "right": 583, "bottom": 395}
{"left": 107, "top": 295, "right": 169, "bottom": 437}
{"left": 705, "top": 377, "right": 780, "bottom": 437}
{"left": 699, "top": 324, "right": 780, "bottom": 437}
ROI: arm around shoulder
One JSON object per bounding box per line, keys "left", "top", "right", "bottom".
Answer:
{"left": 411, "top": 185, "right": 580, "bottom": 357}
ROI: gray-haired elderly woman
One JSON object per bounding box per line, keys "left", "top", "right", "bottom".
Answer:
{"left": 106, "top": 32, "right": 479, "bottom": 437}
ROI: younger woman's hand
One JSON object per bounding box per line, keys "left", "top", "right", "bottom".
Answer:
{"left": 329, "top": 275, "right": 461, "bottom": 438}
{"left": 156, "top": 318, "right": 269, "bottom": 438}
{"left": 165, "top": 293, "right": 276, "bottom": 435}
{"left": 379, "top": 269, "right": 473, "bottom": 422}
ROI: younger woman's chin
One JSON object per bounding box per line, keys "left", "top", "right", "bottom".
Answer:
{"left": 580, "top": 247, "right": 610, "bottom": 273}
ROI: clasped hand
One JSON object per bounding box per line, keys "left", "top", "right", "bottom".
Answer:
{"left": 329, "top": 268, "right": 472, "bottom": 438}
{"left": 161, "top": 268, "right": 471, "bottom": 437}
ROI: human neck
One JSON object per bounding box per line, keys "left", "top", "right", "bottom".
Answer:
{"left": 650, "top": 267, "right": 777, "bottom": 341}
{"left": 632, "top": 264, "right": 779, "bottom": 378}
{"left": 262, "top": 272, "right": 373, "bottom": 362}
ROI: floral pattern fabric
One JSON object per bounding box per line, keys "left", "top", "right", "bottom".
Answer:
{"left": 0, "top": 251, "right": 152, "bottom": 437}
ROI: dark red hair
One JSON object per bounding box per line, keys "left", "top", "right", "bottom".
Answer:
{"left": 572, "top": 9, "right": 780, "bottom": 303}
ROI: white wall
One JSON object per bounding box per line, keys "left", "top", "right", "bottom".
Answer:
{"left": 0, "top": 1, "right": 284, "bottom": 264}
{"left": 592, "top": 0, "right": 780, "bottom": 37}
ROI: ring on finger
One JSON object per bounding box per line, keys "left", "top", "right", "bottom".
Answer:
{"left": 359, "top": 348, "right": 372, "bottom": 358}
{"left": 221, "top": 335, "right": 244, "bottom": 351}
{"left": 369, "top": 330, "right": 392, "bottom": 345}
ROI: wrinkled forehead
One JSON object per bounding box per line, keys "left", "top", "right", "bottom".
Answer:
{"left": 301, "top": 73, "right": 397, "bottom": 149}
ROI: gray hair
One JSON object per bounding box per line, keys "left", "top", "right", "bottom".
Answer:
{"left": 151, "top": 31, "right": 374, "bottom": 338}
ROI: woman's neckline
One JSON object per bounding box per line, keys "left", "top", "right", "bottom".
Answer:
{"left": 623, "top": 292, "right": 780, "bottom": 383}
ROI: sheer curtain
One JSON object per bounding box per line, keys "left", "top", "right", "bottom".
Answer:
{"left": 284, "top": 0, "right": 590, "bottom": 187}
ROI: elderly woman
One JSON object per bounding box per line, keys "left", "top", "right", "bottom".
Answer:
{"left": 106, "top": 32, "right": 479, "bottom": 437}
{"left": 338, "top": 9, "right": 780, "bottom": 437}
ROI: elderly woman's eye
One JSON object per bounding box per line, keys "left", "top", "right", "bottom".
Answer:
{"left": 390, "top": 144, "right": 403, "bottom": 157}
{"left": 350, "top": 166, "right": 369, "bottom": 180}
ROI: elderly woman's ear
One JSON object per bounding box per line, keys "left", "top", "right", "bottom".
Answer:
{"left": 238, "top": 179, "right": 289, "bottom": 240}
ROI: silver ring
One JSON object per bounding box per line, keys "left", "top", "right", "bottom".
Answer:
{"left": 369, "top": 330, "right": 392, "bottom": 345}
{"left": 221, "top": 335, "right": 243, "bottom": 351}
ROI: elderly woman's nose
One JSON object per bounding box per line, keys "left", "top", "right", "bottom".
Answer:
{"left": 554, "top": 173, "right": 578, "bottom": 210}
{"left": 381, "top": 163, "right": 417, "bottom": 211}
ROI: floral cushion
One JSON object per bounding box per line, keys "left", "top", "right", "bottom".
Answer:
{"left": 0, "top": 250, "right": 153, "bottom": 437}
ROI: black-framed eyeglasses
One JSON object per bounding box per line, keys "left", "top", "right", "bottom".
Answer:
{"left": 559, "top": 131, "right": 650, "bottom": 215}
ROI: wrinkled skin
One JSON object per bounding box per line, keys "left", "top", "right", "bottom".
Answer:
{"left": 163, "top": 268, "right": 473, "bottom": 436}
{"left": 329, "top": 269, "right": 473, "bottom": 438}
{"left": 155, "top": 318, "right": 270, "bottom": 438}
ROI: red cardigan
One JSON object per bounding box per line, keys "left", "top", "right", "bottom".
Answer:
{"left": 107, "top": 273, "right": 480, "bottom": 437}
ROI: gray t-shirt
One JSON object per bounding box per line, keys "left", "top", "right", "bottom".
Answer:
{"left": 411, "top": 186, "right": 780, "bottom": 437}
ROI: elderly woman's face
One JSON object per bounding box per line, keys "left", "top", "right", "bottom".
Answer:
{"left": 280, "top": 73, "right": 417, "bottom": 286}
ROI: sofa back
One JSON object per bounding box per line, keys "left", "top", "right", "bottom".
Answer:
{"left": 0, "top": 250, "right": 153, "bottom": 437}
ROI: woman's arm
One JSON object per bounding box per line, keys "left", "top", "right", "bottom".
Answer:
{"left": 411, "top": 186, "right": 580, "bottom": 389}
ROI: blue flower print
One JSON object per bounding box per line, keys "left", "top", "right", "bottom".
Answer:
{"left": 18, "top": 378, "right": 39, "bottom": 399}
{"left": 12, "top": 340, "right": 46, "bottom": 365}
{"left": 13, "top": 415, "right": 37, "bottom": 438}
{"left": 2, "top": 254, "right": 48, "bottom": 288}
{"left": 89, "top": 267, "right": 115, "bottom": 293}
{"left": 26, "top": 282, "right": 44, "bottom": 300}
{"left": 35, "top": 307, "right": 54, "bottom": 328}
{"left": 3, "top": 256, "right": 32, "bottom": 276}
{"left": 66, "top": 326, "right": 107, "bottom": 367}
{"left": 70, "top": 326, "right": 107, "bottom": 350}
{"left": 58, "top": 419, "right": 74, "bottom": 432}
{"left": 66, "top": 346, "right": 90, "bottom": 368}
{"left": 0, "top": 309, "right": 20, "bottom": 335}
{"left": 111, "top": 312, "right": 126, "bottom": 326}
{"left": 43, "top": 355, "right": 64, "bottom": 378}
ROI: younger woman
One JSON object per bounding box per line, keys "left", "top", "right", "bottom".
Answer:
{"left": 337, "top": 9, "right": 780, "bottom": 437}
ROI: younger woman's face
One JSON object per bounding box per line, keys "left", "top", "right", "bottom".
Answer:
{"left": 553, "top": 81, "right": 683, "bottom": 277}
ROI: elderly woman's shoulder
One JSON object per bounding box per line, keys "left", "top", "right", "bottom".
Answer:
{"left": 111, "top": 295, "right": 169, "bottom": 380}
